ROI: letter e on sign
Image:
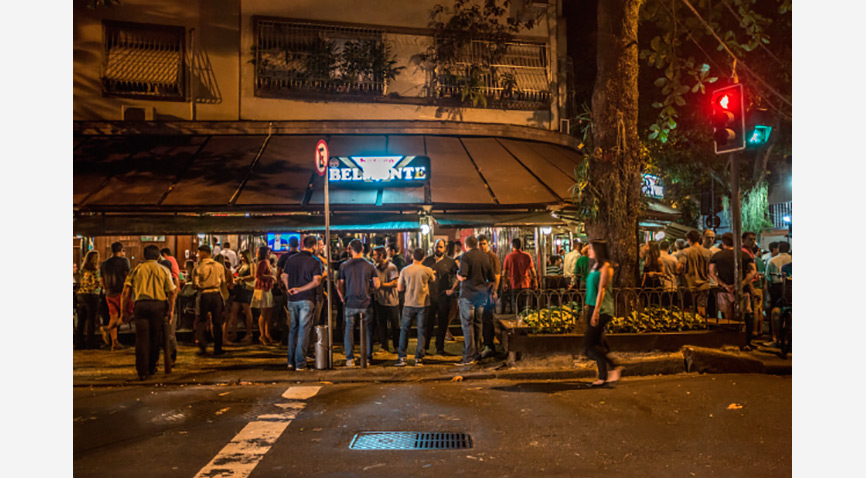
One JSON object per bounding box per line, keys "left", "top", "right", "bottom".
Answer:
{"left": 315, "top": 139, "right": 328, "bottom": 176}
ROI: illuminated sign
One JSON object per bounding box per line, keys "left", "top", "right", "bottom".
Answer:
{"left": 328, "top": 156, "right": 429, "bottom": 187}
{"left": 641, "top": 174, "right": 664, "bottom": 199}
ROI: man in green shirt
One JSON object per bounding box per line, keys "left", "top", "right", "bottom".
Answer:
{"left": 122, "top": 245, "right": 176, "bottom": 380}
{"left": 573, "top": 245, "right": 591, "bottom": 289}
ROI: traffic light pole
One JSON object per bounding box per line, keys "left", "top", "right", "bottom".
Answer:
{"left": 729, "top": 151, "right": 744, "bottom": 345}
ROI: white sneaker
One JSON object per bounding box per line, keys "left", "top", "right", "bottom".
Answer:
{"left": 394, "top": 358, "right": 407, "bottom": 367}
{"left": 345, "top": 359, "right": 355, "bottom": 368}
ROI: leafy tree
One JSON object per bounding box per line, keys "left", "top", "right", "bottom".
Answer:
{"left": 572, "top": 0, "right": 790, "bottom": 284}
{"left": 637, "top": 0, "right": 792, "bottom": 237}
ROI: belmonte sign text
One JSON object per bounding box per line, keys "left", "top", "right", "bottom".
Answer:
{"left": 328, "top": 156, "right": 430, "bottom": 187}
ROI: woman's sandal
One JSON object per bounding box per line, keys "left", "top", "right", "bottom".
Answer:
{"left": 606, "top": 367, "right": 624, "bottom": 384}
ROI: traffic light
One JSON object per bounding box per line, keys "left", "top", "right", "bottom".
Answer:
{"left": 710, "top": 83, "right": 746, "bottom": 154}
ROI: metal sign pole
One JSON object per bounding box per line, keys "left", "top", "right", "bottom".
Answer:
{"left": 730, "top": 151, "right": 743, "bottom": 344}
{"left": 325, "top": 155, "right": 333, "bottom": 369}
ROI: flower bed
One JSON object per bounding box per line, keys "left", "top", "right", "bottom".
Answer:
{"left": 608, "top": 306, "right": 707, "bottom": 334}
{"left": 517, "top": 304, "right": 706, "bottom": 335}
{"left": 518, "top": 301, "right": 582, "bottom": 334}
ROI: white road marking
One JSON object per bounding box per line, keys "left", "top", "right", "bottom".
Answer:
{"left": 193, "top": 385, "right": 322, "bottom": 478}
{"left": 281, "top": 385, "right": 322, "bottom": 400}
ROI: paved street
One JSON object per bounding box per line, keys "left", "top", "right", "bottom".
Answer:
{"left": 74, "top": 373, "right": 791, "bottom": 477}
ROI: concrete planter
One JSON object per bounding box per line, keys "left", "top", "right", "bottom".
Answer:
{"left": 498, "top": 318, "right": 744, "bottom": 363}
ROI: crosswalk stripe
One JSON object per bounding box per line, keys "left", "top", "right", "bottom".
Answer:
{"left": 193, "top": 385, "right": 322, "bottom": 478}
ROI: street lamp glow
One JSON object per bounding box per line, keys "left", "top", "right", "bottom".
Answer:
{"left": 420, "top": 224, "right": 430, "bottom": 235}
{"left": 782, "top": 215, "right": 791, "bottom": 223}
{"left": 541, "top": 227, "right": 552, "bottom": 235}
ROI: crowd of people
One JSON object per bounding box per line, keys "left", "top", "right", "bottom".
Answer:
{"left": 555, "top": 229, "right": 792, "bottom": 352}
{"left": 74, "top": 229, "right": 791, "bottom": 380}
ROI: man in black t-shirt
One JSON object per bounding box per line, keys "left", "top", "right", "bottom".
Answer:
{"left": 709, "top": 233, "right": 757, "bottom": 349}
{"left": 282, "top": 235, "right": 323, "bottom": 371}
{"left": 455, "top": 236, "right": 494, "bottom": 365}
{"left": 276, "top": 237, "right": 300, "bottom": 292}
{"left": 100, "top": 242, "right": 131, "bottom": 351}
{"left": 338, "top": 240, "right": 380, "bottom": 367}
{"left": 422, "top": 239, "right": 459, "bottom": 355}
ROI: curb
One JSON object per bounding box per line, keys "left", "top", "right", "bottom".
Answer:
{"left": 73, "top": 349, "right": 790, "bottom": 388}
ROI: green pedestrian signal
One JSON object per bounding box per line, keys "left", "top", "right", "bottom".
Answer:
{"left": 747, "top": 125, "right": 772, "bottom": 146}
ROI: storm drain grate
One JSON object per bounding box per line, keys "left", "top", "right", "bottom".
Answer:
{"left": 349, "top": 432, "right": 473, "bottom": 450}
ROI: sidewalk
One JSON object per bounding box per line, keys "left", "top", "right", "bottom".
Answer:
{"left": 72, "top": 335, "right": 792, "bottom": 387}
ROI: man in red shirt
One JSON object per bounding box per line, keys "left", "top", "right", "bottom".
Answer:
{"left": 502, "top": 238, "right": 537, "bottom": 315}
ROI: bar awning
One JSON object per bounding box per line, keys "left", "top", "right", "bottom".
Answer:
{"left": 433, "top": 211, "right": 567, "bottom": 228}
{"left": 72, "top": 213, "right": 423, "bottom": 236}
{"left": 74, "top": 132, "right": 583, "bottom": 212}
{"left": 643, "top": 199, "right": 682, "bottom": 220}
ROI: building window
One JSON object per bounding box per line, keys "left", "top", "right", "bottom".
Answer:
{"left": 252, "top": 18, "right": 402, "bottom": 99}
{"left": 101, "top": 21, "right": 185, "bottom": 100}
{"left": 431, "top": 40, "right": 550, "bottom": 110}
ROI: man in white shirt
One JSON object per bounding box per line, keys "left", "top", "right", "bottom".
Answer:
{"left": 395, "top": 248, "right": 436, "bottom": 366}
{"left": 658, "top": 240, "right": 679, "bottom": 292}
{"left": 221, "top": 242, "right": 239, "bottom": 270}
{"left": 562, "top": 240, "right": 581, "bottom": 285}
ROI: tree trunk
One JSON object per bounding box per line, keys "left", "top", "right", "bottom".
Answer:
{"left": 587, "top": 0, "right": 643, "bottom": 287}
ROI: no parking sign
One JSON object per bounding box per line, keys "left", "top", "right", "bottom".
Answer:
{"left": 315, "top": 139, "right": 328, "bottom": 176}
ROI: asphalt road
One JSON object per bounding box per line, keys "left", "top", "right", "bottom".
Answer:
{"left": 73, "top": 373, "right": 791, "bottom": 477}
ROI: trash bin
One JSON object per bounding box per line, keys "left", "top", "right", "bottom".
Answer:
{"left": 315, "top": 325, "right": 329, "bottom": 370}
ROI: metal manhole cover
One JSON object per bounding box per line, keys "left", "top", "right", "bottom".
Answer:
{"left": 349, "top": 432, "right": 473, "bottom": 450}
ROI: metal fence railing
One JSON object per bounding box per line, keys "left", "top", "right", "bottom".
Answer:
{"left": 505, "top": 287, "right": 735, "bottom": 334}
{"left": 101, "top": 21, "right": 186, "bottom": 99}
{"left": 769, "top": 201, "right": 792, "bottom": 229}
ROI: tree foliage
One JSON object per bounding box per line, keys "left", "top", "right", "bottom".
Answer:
{"left": 637, "top": 0, "right": 792, "bottom": 229}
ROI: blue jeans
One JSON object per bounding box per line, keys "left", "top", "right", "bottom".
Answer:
{"left": 458, "top": 297, "right": 485, "bottom": 362}
{"left": 399, "top": 306, "right": 427, "bottom": 360}
{"left": 287, "top": 300, "right": 314, "bottom": 369}
{"left": 344, "top": 307, "right": 373, "bottom": 361}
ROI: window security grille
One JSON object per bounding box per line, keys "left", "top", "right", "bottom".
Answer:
{"left": 433, "top": 40, "right": 550, "bottom": 110}
{"left": 768, "top": 201, "right": 792, "bottom": 229}
{"left": 101, "top": 21, "right": 185, "bottom": 100}
{"left": 253, "top": 18, "right": 389, "bottom": 97}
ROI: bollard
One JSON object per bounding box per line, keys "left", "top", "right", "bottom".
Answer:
{"left": 315, "top": 325, "right": 329, "bottom": 370}
{"left": 359, "top": 312, "right": 367, "bottom": 369}
{"left": 163, "top": 316, "right": 172, "bottom": 374}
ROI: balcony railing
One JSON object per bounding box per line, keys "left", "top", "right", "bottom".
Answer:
{"left": 432, "top": 40, "right": 551, "bottom": 110}
{"left": 252, "top": 18, "right": 392, "bottom": 98}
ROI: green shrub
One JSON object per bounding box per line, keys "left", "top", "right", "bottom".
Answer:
{"left": 518, "top": 304, "right": 706, "bottom": 334}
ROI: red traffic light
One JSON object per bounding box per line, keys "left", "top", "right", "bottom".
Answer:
{"left": 713, "top": 92, "right": 733, "bottom": 110}
{"left": 709, "top": 84, "right": 745, "bottom": 154}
